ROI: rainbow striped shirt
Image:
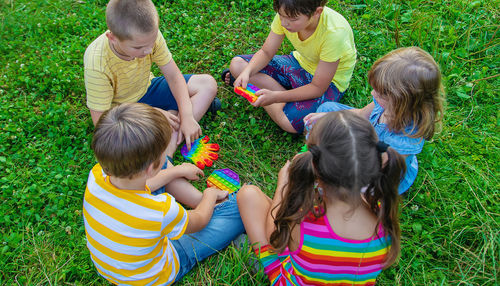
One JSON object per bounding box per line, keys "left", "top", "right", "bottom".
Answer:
{"left": 83, "top": 164, "right": 188, "bottom": 285}
{"left": 257, "top": 214, "right": 390, "bottom": 285}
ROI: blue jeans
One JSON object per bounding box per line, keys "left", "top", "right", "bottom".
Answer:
{"left": 172, "top": 191, "right": 245, "bottom": 282}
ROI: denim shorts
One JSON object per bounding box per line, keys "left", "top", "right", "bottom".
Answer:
{"left": 238, "top": 54, "right": 343, "bottom": 133}
{"left": 138, "top": 75, "right": 193, "bottom": 111}
{"left": 150, "top": 157, "right": 245, "bottom": 282}
{"left": 172, "top": 191, "right": 245, "bottom": 282}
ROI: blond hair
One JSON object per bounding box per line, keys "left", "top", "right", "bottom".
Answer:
{"left": 106, "top": 0, "right": 158, "bottom": 40}
{"left": 92, "top": 103, "right": 171, "bottom": 178}
{"left": 368, "top": 47, "right": 445, "bottom": 140}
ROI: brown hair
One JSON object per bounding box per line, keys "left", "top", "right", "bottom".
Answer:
{"left": 91, "top": 103, "right": 171, "bottom": 178}
{"left": 106, "top": 0, "right": 158, "bottom": 40}
{"left": 270, "top": 111, "right": 405, "bottom": 267}
{"left": 273, "top": 0, "right": 327, "bottom": 17}
{"left": 368, "top": 47, "right": 445, "bottom": 140}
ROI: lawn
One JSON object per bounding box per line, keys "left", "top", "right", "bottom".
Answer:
{"left": 0, "top": 0, "right": 498, "bottom": 285}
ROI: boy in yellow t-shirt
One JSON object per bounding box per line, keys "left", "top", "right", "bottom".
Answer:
{"left": 84, "top": 103, "right": 244, "bottom": 285}
{"left": 223, "top": 0, "right": 356, "bottom": 134}
{"left": 84, "top": 0, "right": 219, "bottom": 152}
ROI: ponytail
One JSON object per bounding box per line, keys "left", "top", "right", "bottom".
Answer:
{"left": 269, "top": 152, "right": 322, "bottom": 253}
{"left": 365, "top": 147, "right": 405, "bottom": 267}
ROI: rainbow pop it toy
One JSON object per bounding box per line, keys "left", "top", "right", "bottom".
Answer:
{"left": 206, "top": 169, "right": 241, "bottom": 193}
{"left": 234, "top": 83, "right": 260, "bottom": 103}
{"left": 180, "top": 135, "right": 219, "bottom": 170}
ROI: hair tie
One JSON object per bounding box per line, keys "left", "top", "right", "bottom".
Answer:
{"left": 376, "top": 141, "right": 389, "bottom": 153}
{"left": 309, "top": 145, "right": 321, "bottom": 160}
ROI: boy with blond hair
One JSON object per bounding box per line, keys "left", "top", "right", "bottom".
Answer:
{"left": 84, "top": 0, "right": 219, "bottom": 151}
{"left": 84, "top": 103, "right": 244, "bottom": 285}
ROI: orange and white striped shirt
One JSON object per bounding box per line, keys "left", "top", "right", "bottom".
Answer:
{"left": 83, "top": 164, "right": 188, "bottom": 285}
{"left": 84, "top": 30, "right": 172, "bottom": 112}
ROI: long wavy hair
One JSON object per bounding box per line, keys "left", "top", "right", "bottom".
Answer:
{"left": 368, "top": 47, "right": 446, "bottom": 140}
{"left": 270, "top": 111, "right": 405, "bottom": 267}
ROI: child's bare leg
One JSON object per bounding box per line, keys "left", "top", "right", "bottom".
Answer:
{"left": 187, "top": 74, "right": 217, "bottom": 121}
{"left": 237, "top": 185, "right": 274, "bottom": 250}
{"left": 263, "top": 104, "right": 296, "bottom": 133}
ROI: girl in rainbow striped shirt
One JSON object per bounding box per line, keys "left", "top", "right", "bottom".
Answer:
{"left": 237, "top": 110, "right": 405, "bottom": 285}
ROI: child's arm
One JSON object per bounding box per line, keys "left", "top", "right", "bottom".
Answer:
{"left": 90, "top": 109, "right": 104, "bottom": 126}
{"left": 234, "top": 31, "right": 285, "bottom": 88}
{"left": 158, "top": 59, "right": 202, "bottom": 148}
{"left": 253, "top": 59, "right": 339, "bottom": 107}
{"left": 146, "top": 163, "right": 203, "bottom": 191}
{"left": 184, "top": 188, "right": 228, "bottom": 234}
{"left": 265, "top": 160, "right": 291, "bottom": 238}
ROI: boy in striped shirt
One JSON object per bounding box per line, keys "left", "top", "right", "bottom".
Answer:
{"left": 84, "top": 0, "right": 219, "bottom": 153}
{"left": 83, "top": 103, "right": 244, "bottom": 285}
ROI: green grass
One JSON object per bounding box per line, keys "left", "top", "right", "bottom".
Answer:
{"left": 0, "top": 0, "right": 498, "bottom": 284}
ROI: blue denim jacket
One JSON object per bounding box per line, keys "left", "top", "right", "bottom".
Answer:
{"left": 369, "top": 98, "right": 424, "bottom": 194}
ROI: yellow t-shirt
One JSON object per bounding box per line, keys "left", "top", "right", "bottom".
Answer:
{"left": 83, "top": 164, "right": 188, "bottom": 285}
{"left": 271, "top": 7, "right": 356, "bottom": 92}
{"left": 84, "top": 31, "right": 172, "bottom": 112}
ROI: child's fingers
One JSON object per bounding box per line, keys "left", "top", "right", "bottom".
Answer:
{"left": 216, "top": 190, "right": 229, "bottom": 200}
{"left": 170, "top": 113, "right": 180, "bottom": 123}
{"left": 234, "top": 77, "right": 242, "bottom": 88}
{"left": 303, "top": 113, "right": 312, "bottom": 122}
{"left": 178, "top": 132, "right": 187, "bottom": 148}
{"left": 196, "top": 168, "right": 204, "bottom": 177}
{"left": 251, "top": 96, "right": 263, "bottom": 107}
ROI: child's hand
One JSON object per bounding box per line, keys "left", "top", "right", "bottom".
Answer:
{"left": 158, "top": 109, "right": 180, "bottom": 131}
{"left": 277, "top": 160, "right": 291, "bottom": 187}
{"left": 303, "top": 112, "right": 326, "bottom": 127}
{"left": 252, "top": 89, "right": 276, "bottom": 107}
{"left": 234, "top": 70, "right": 250, "bottom": 89}
{"left": 204, "top": 187, "right": 229, "bottom": 203}
{"left": 178, "top": 116, "right": 202, "bottom": 149}
{"left": 177, "top": 163, "right": 204, "bottom": 181}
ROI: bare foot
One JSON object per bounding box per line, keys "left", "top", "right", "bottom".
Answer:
{"left": 221, "top": 68, "right": 234, "bottom": 86}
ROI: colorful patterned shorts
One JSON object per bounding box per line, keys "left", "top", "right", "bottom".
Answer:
{"left": 238, "top": 54, "right": 344, "bottom": 133}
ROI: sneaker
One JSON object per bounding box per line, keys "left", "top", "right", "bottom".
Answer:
{"left": 207, "top": 97, "right": 221, "bottom": 114}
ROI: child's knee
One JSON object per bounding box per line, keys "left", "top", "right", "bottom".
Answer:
{"left": 229, "top": 56, "right": 247, "bottom": 75}
{"left": 237, "top": 185, "right": 262, "bottom": 205}
{"left": 189, "top": 74, "right": 216, "bottom": 92}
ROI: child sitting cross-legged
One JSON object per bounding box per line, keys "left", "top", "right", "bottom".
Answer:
{"left": 223, "top": 0, "right": 356, "bottom": 134}
{"left": 85, "top": 0, "right": 220, "bottom": 150}
{"left": 83, "top": 103, "right": 244, "bottom": 285}
{"left": 238, "top": 111, "right": 405, "bottom": 285}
